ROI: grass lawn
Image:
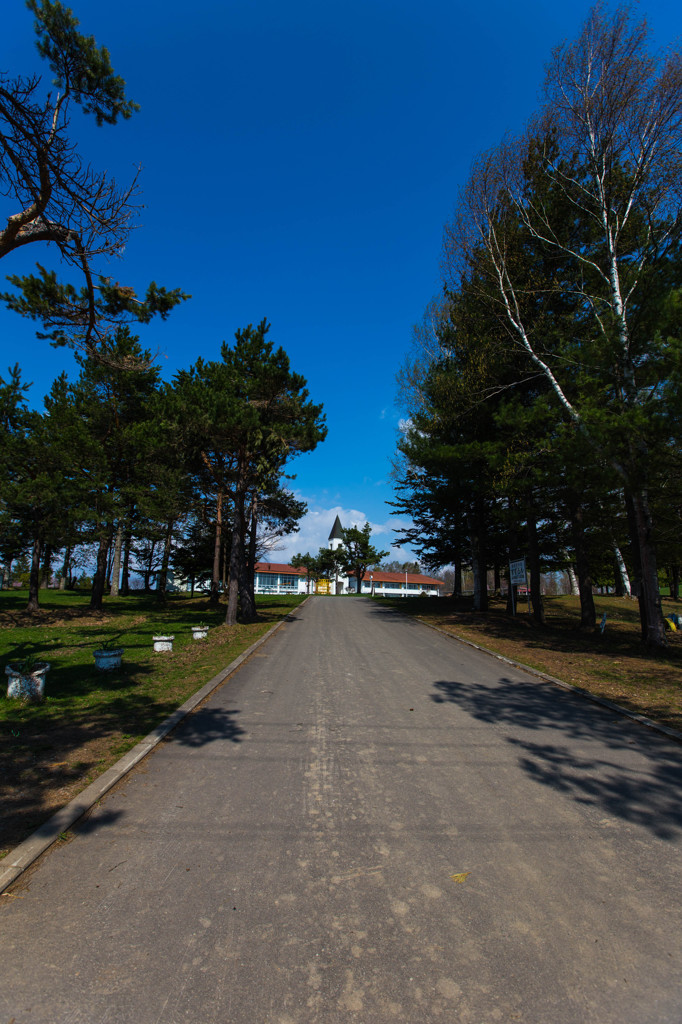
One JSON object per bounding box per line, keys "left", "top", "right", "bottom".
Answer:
{"left": 375, "top": 593, "right": 682, "bottom": 735}
{"left": 0, "top": 589, "right": 305, "bottom": 858}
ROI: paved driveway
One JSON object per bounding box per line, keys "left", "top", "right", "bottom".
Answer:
{"left": 2, "top": 596, "right": 682, "bottom": 1023}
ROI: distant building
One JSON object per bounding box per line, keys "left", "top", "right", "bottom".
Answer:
{"left": 253, "top": 562, "right": 309, "bottom": 595}
{"left": 346, "top": 569, "right": 443, "bottom": 597}
{"left": 253, "top": 517, "right": 443, "bottom": 597}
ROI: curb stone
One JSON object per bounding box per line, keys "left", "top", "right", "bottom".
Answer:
{"left": 0, "top": 600, "right": 308, "bottom": 895}
{"left": 416, "top": 615, "right": 682, "bottom": 744}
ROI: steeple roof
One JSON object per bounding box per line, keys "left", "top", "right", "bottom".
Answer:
{"left": 328, "top": 515, "right": 344, "bottom": 541}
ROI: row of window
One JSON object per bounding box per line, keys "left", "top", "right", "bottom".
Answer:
{"left": 254, "top": 573, "right": 435, "bottom": 593}
{"left": 361, "top": 581, "right": 427, "bottom": 590}
{"left": 255, "top": 573, "right": 298, "bottom": 590}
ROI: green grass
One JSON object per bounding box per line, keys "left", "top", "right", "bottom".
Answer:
{"left": 0, "top": 590, "right": 304, "bottom": 732}
{"left": 0, "top": 589, "right": 305, "bottom": 856}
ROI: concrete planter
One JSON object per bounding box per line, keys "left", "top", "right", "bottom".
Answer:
{"left": 93, "top": 648, "right": 124, "bottom": 671}
{"left": 153, "top": 635, "right": 174, "bottom": 653}
{"left": 191, "top": 625, "right": 209, "bottom": 640}
{"left": 6, "top": 662, "right": 50, "bottom": 701}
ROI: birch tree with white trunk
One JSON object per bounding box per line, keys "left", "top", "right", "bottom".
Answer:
{"left": 443, "top": 4, "right": 682, "bottom": 648}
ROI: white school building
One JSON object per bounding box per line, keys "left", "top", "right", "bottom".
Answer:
{"left": 254, "top": 516, "right": 444, "bottom": 597}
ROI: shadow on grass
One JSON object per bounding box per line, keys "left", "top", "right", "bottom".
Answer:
{"left": 0, "top": 591, "right": 219, "bottom": 628}
{"left": 432, "top": 675, "right": 682, "bottom": 841}
{"left": 371, "top": 596, "right": 682, "bottom": 670}
{"left": 1, "top": 665, "right": 251, "bottom": 855}
{"left": 0, "top": 596, "right": 300, "bottom": 853}
{"left": 43, "top": 660, "right": 154, "bottom": 698}
{"left": 0, "top": 661, "right": 184, "bottom": 854}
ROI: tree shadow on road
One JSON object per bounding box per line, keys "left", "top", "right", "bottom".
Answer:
{"left": 164, "top": 706, "right": 246, "bottom": 748}
{"left": 432, "top": 676, "right": 682, "bottom": 841}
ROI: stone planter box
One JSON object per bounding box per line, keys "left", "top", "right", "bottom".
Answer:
{"left": 93, "top": 648, "right": 124, "bottom": 671}
{"left": 153, "top": 635, "right": 174, "bottom": 653}
{"left": 191, "top": 626, "right": 209, "bottom": 640}
{"left": 6, "top": 662, "right": 50, "bottom": 702}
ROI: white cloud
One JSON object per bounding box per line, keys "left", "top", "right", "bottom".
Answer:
{"left": 265, "top": 499, "right": 418, "bottom": 564}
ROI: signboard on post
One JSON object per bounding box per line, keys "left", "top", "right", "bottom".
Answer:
{"left": 509, "top": 558, "right": 527, "bottom": 616}
{"left": 509, "top": 558, "right": 527, "bottom": 586}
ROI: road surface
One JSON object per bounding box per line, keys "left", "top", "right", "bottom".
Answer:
{"left": 2, "top": 596, "right": 682, "bottom": 1023}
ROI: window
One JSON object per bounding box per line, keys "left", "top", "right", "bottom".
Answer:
{"left": 257, "top": 573, "right": 278, "bottom": 588}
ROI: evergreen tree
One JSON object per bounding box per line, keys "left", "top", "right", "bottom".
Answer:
{"left": 59, "top": 329, "right": 163, "bottom": 610}
{"left": 442, "top": 6, "right": 682, "bottom": 645}
{"left": 335, "top": 523, "right": 388, "bottom": 595}
{"left": 0, "top": 367, "right": 78, "bottom": 610}
{"left": 172, "top": 320, "right": 325, "bottom": 624}
{"left": 0, "top": 1, "right": 188, "bottom": 354}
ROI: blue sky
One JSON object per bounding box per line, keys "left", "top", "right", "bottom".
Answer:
{"left": 2, "top": 0, "right": 680, "bottom": 564}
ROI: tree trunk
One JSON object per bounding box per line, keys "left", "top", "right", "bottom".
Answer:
{"left": 568, "top": 499, "right": 596, "bottom": 629}
{"left": 27, "top": 536, "right": 42, "bottom": 612}
{"left": 211, "top": 489, "right": 224, "bottom": 607}
{"left": 221, "top": 519, "right": 228, "bottom": 594}
{"left": 156, "top": 519, "right": 174, "bottom": 604}
{"left": 105, "top": 537, "right": 115, "bottom": 589}
{"left": 613, "top": 543, "right": 631, "bottom": 598}
{"left": 239, "top": 496, "right": 258, "bottom": 622}
{"left": 121, "top": 519, "right": 133, "bottom": 596}
{"left": 613, "top": 558, "right": 624, "bottom": 597}
{"left": 41, "top": 544, "right": 53, "bottom": 589}
{"left": 60, "top": 545, "right": 72, "bottom": 591}
{"left": 670, "top": 565, "right": 680, "bottom": 602}
{"left": 472, "top": 556, "right": 486, "bottom": 611}
{"left": 566, "top": 564, "right": 580, "bottom": 596}
{"left": 452, "top": 558, "right": 462, "bottom": 599}
{"left": 143, "top": 540, "right": 156, "bottom": 593}
{"left": 90, "top": 528, "right": 112, "bottom": 611}
{"left": 239, "top": 557, "right": 256, "bottom": 621}
{"left": 110, "top": 522, "right": 124, "bottom": 597}
{"left": 626, "top": 489, "right": 666, "bottom": 647}
{"left": 493, "top": 561, "right": 501, "bottom": 597}
{"left": 470, "top": 496, "right": 488, "bottom": 613}
{"left": 226, "top": 488, "right": 246, "bottom": 625}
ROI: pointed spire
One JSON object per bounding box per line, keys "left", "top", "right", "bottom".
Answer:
{"left": 328, "top": 515, "right": 344, "bottom": 542}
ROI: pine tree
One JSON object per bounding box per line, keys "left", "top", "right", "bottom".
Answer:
{"left": 0, "top": 1, "right": 188, "bottom": 354}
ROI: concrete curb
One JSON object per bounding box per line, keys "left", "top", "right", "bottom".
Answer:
{"left": 416, "top": 616, "right": 682, "bottom": 744}
{"left": 0, "top": 601, "right": 307, "bottom": 895}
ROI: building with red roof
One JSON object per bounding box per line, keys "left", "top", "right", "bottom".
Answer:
{"left": 254, "top": 518, "right": 444, "bottom": 597}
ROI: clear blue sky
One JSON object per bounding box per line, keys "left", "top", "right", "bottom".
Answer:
{"left": 2, "top": 0, "right": 680, "bottom": 564}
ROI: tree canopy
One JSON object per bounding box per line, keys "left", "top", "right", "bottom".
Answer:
{"left": 395, "top": 3, "right": 682, "bottom": 644}
{"left": 335, "top": 523, "right": 388, "bottom": 594}
{"left": 0, "top": 1, "right": 188, "bottom": 354}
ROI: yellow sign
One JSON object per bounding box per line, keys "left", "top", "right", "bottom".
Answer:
{"left": 316, "top": 579, "right": 331, "bottom": 594}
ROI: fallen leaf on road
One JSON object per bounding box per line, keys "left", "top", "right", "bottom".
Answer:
{"left": 450, "top": 872, "right": 470, "bottom": 884}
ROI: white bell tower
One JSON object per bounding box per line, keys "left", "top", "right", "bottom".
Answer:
{"left": 328, "top": 515, "right": 344, "bottom": 551}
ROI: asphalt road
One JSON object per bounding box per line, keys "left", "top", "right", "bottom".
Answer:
{"left": 2, "top": 596, "right": 682, "bottom": 1024}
